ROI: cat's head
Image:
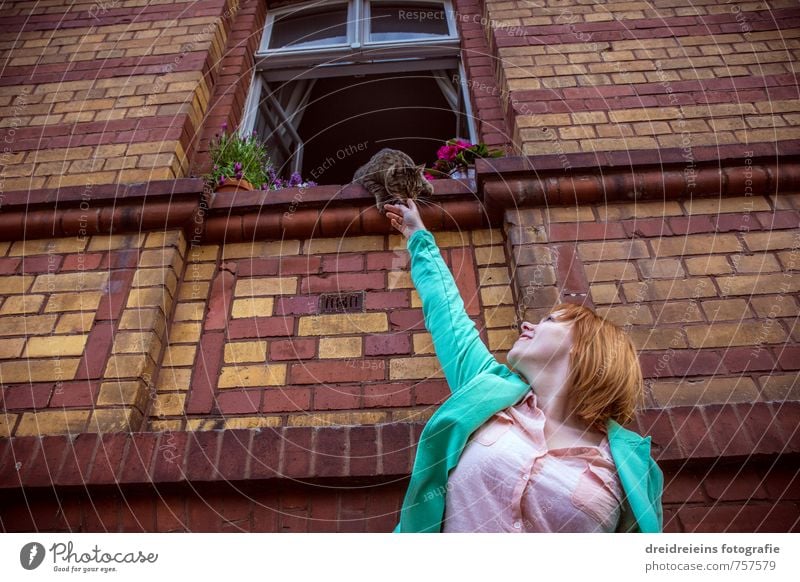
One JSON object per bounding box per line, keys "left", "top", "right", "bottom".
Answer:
{"left": 387, "top": 163, "right": 434, "bottom": 201}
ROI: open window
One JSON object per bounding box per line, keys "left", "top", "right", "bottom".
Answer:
{"left": 240, "top": 0, "right": 476, "bottom": 185}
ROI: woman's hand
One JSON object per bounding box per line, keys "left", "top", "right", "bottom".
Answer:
{"left": 385, "top": 199, "right": 427, "bottom": 239}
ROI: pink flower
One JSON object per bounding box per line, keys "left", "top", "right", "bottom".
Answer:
{"left": 437, "top": 144, "right": 459, "bottom": 161}
{"left": 453, "top": 138, "right": 472, "bottom": 150}
{"left": 424, "top": 173, "right": 436, "bottom": 181}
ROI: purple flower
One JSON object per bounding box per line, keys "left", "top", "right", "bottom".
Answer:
{"left": 274, "top": 178, "right": 284, "bottom": 189}
{"left": 306, "top": 181, "right": 317, "bottom": 187}
{"left": 288, "top": 172, "right": 302, "bottom": 187}
{"left": 221, "top": 121, "right": 228, "bottom": 131}
{"left": 235, "top": 171, "right": 242, "bottom": 179}
{"left": 268, "top": 167, "right": 277, "bottom": 180}
{"left": 234, "top": 162, "right": 242, "bottom": 172}
{"left": 219, "top": 176, "right": 226, "bottom": 185}
{"left": 261, "top": 183, "right": 269, "bottom": 190}
{"left": 213, "top": 164, "right": 219, "bottom": 171}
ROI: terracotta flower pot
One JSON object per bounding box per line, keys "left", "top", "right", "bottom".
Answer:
{"left": 214, "top": 178, "right": 254, "bottom": 193}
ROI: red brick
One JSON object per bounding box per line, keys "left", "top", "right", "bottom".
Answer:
{"left": 722, "top": 347, "right": 775, "bottom": 373}
{"left": 451, "top": 247, "right": 480, "bottom": 316}
{"left": 321, "top": 253, "right": 364, "bottom": 272}
{"left": 281, "top": 427, "right": 313, "bottom": 477}
{"left": 215, "top": 429, "right": 253, "bottom": 482}
{"left": 18, "top": 254, "right": 61, "bottom": 274}
{"left": 56, "top": 432, "right": 98, "bottom": 487}
{"left": 251, "top": 491, "right": 279, "bottom": 532}
{"left": 662, "top": 469, "right": 709, "bottom": 504}
{"left": 364, "top": 290, "right": 409, "bottom": 310}
{"left": 314, "top": 426, "right": 348, "bottom": 478}
{"left": 204, "top": 266, "right": 235, "bottom": 331}
{"left": 339, "top": 489, "right": 368, "bottom": 532}
{"left": 668, "top": 350, "right": 723, "bottom": 377}
{"left": 273, "top": 295, "right": 318, "bottom": 315}
{"left": 155, "top": 493, "right": 188, "bottom": 532}
{"left": 88, "top": 433, "right": 127, "bottom": 485}
{"left": 49, "top": 380, "right": 100, "bottom": 408}
{"left": 622, "top": 218, "right": 672, "bottom": 238}
{"left": 755, "top": 209, "right": 800, "bottom": 230}
{"left": 348, "top": 425, "right": 378, "bottom": 476}
{"left": 184, "top": 431, "right": 222, "bottom": 482}
{"left": 279, "top": 255, "right": 321, "bottom": 276}
{"left": 0, "top": 258, "right": 20, "bottom": 274}
{"left": 236, "top": 257, "right": 278, "bottom": 277}
{"left": 364, "top": 382, "right": 413, "bottom": 408}
{"left": 549, "top": 222, "right": 626, "bottom": 241}
{"left": 100, "top": 248, "right": 139, "bottom": 269}
{"left": 313, "top": 385, "right": 362, "bottom": 409}
{"left": 364, "top": 333, "right": 411, "bottom": 356}
{"left": 703, "top": 464, "right": 769, "bottom": 501}
{"left": 1, "top": 383, "right": 53, "bottom": 409}
{"left": 119, "top": 432, "right": 160, "bottom": 484}
{"left": 735, "top": 402, "right": 785, "bottom": 456}
{"left": 761, "top": 458, "right": 800, "bottom": 499}
{"left": 187, "top": 331, "right": 224, "bottom": 414}
{"left": 774, "top": 346, "right": 800, "bottom": 371}
{"left": 261, "top": 386, "right": 311, "bottom": 412}
{"left": 366, "top": 488, "right": 402, "bottom": 532}
{"left": 60, "top": 253, "right": 104, "bottom": 271}
{"left": 367, "top": 251, "right": 409, "bottom": 270}
{"left": 227, "top": 316, "right": 295, "bottom": 339}
{"left": 96, "top": 270, "right": 134, "bottom": 321}
{"left": 215, "top": 390, "right": 261, "bottom": 414}
{"left": 668, "top": 407, "right": 719, "bottom": 460}
{"left": 249, "top": 428, "right": 281, "bottom": 480}
{"left": 309, "top": 490, "right": 339, "bottom": 532}
{"left": 380, "top": 423, "right": 411, "bottom": 475}
{"left": 74, "top": 321, "right": 115, "bottom": 380}
{"left": 150, "top": 431, "right": 188, "bottom": 483}
{"left": 300, "top": 272, "right": 384, "bottom": 293}
{"left": 268, "top": 338, "right": 316, "bottom": 361}
{"left": 553, "top": 242, "right": 589, "bottom": 294}
{"left": 633, "top": 408, "right": 678, "bottom": 459}
{"left": 713, "top": 213, "right": 758, "bottom": 232}
{"left": 669, "top": 215, "right": 715, "bottom": 235}
{"left": 678, "top": 502, "right": 799, "bottom": 533}
{"left": 186, "top": 493, "right": 223, "bottom": 532}
{"left": 291, "top": 361, "right": 384, "bottom": 384}
{"left": 22, "top": 435, "right": 68, "bottom": 488}
{"left": 414, "top": 379, "right": 449, "bottom": 405}
{"left": 120, "top": 494, "right": 156, "bottom": 532}
{"left": 83, "top": 495, "right": 118, "bottom": 532}
{"left": 389, "top": 309, "right": 426, "bottom": 331}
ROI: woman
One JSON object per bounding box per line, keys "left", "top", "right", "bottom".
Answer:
{"left": 384, "top": 199, "right": 663, "bottom": 533}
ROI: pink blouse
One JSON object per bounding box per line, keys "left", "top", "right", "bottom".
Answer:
{"left": 442, "top": 389, "right": 624, "bottom": 533}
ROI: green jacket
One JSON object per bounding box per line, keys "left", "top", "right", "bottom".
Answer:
{"left": 393, "top": 229, "right": 664, "bottom": 533}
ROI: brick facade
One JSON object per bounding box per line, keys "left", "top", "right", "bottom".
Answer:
{"left": 1, "top": 0, "right": 798, "bottom": 532}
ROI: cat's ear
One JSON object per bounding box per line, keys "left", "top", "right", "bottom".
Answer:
{"left": 416, "top": 164, "right": 426, "bottom": 172}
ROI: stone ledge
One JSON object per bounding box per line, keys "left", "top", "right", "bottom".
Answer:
{"left": 0, "top": 401, "right": 796, "bottom": 490}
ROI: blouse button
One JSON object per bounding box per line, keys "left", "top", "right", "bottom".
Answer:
{"left": 513, "top": 521, "right": 521, "bottom": 529}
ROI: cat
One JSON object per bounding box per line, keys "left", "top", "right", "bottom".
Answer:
{"left": 352, "top": 148, "right": 434, "bottom": 215}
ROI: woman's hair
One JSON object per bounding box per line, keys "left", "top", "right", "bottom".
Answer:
{"left": 543, "top": 302, "right": 645, "bottom": 432}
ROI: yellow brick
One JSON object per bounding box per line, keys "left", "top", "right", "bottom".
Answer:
{"left": 235, "top": 277, "right": 298, "bottom": 296}
{"left": 590, "top": 284, "right": 621, "bottom": 304}
{"left": 162, "top": 344, "right": 197, "bottom": 366}
{"left": 150, "top": 419, "right": 184, "bottom": 431}
{"left": 0, "top": 275, "right": 35, "bottom": 294}
{"left": 743, "top": 231, "right": 798, "bottom": 252}
{"left": 156, "top": 367, "right": 193, "bottom": 391}
{"left": 223, "top": 416, "right": 283, "bottom": 430}
{"left": 152, "top": 393, "right": 186, "bottom": 417}
{"left": 478, "top": 267, "right": 510, "bottom": 286}
{"left": 224, "top": 341, "right": 268, "bottom": 363}
{"left": 651, "top": 377, "right": 759, "bottom": 407}
{"left": 389, "top": 356, "right": 444, "bottom": 380}
{"left": 544, "top": 206, "right": 595, "bottom": 222}
{"left": 597, "top": 200, "right": 683, "bottom": 221}
{"left": 584, "top": 261, "right": 638, "bottom": 282}
{"left": 0, "top": 314, "right": 59, "bottom": 336}
{"left": 650, "top": 234, "right": 742, "bottom": 256}
{"left": 298, "top": 313, "right": 387, "bottom": 335}
{"left": 432, "top": 231, "right": 469, "bottom": 247}
{"left": 578, "top": 240, "right": 649, "bottom": 261}
{"left": 104, "top": 354, "right": 155, "bottom": 379}
{"left": 55, "top": 312, "right": 95, "bottom": 333}
{"left": 683, "top": 196, "right": 771, "bottom": 215}
{"left": 718, "top": 273, "right": 800, "bottom": 296}
{"left": 488, "top": 328, "right": 516, "bottom": 350}
{"left": 144, "top": 230, "right": 185, "bottom": 251}
{"left": 303, "top": 236, "right": 384, "bottom": 255}
{"left": 471, "top": 229, "right": 504, "bottom": 246}
{"left": 411, "top": 289, "right": 422, "bottom": 308}
{"left": 571, "top": 111, "right": 608, "bottom": 125}
{"left": 167, "top": 322, "right": 202, "bottom": 343}
{"left": 0, "top": 294, "right": 45, "bottom": 314}
{"left": 178, "top": 280, "right": 210, "bottom": 301}
{"left": 760, "top": 373, "right": 800, "bottom": 401}
{"left": 218, "top": 364, "right": 287, "bottom": 388}
{"left": 32, "top": 271, "right": 109, "bottom": 293}
{"left": 652, "top": 301, "right": 703, "bottom": 324}
{"left": 0, "top": 413, "right": 17, "bottom": 437}
{"left": 126, "top": 287, "right": 172, "bottom": 312}
{"left": 732, "top": 253, "right": 782, "bottom": 273}
{"left": 623, "top": 278, "right": 716, "bottom": 301}
{"left": 15, "top": 410, "right": 90, "bottom": 436}
{"left": 517, "top": 113, "right": 572, "bottom": 127}
{"left": 319, "top": 336, "right": 361, "bottom": 358}
{"left": 8, "top": 238, "right": 87, "bottom": 256}
{"left": 0, "top": 358, "right": 80, "bottom": 382}
{"left": 88, "top": 408, "right": 144, "bottom": 433}
{"left": 24, "top": 335, "right": 88, "bottom": 357}
{"left": 222, "top": 240, "right": 301, "bottom": 259}
{"left": 44, "top": 292, "right": 102, "bottom": 312}
{"left": 684, "top": 256, "right": 733, "bottom": 275}
{"left": 412, "top": 332, "right": 435, "bottom": 354}
{"left": 701, "top": 299, "right": 752, "bottom": 321}
{"left": 475, "top": 246, "right": 507, "bottom": 265}
{"left": 286, "top": 412, "right": 389, "bottom": 426}
{"left": 749, "top": 296, "right": 797, "bottom": 318}
{"left": 86, "top": 233, "right": 146, "bottom": 251}
{"left": 388, "top": 271, "right": 413, "bottom": 290}
{"left": 686, "top": 322, "right": 786, "bottom": 348}
{"left": 0, "top": 338, "right": 25, "bottom": 359}
{"left": 97, "top": 380, "right": 149, "bottom": 410}
{"left": 231, "top": 297, "right": 274, "bottom": 318}
{"left": 595, "top": 305, "right": 654, "bottom": 326}
{"left": 629, "top": 327, "right": 686, "bottom": 350}
{"left": 187, "top": 245, "right": 220, "bottom": 262}
{"left": 173, "top": 302, "right": 205, "bottom": 321}
{"left": 484, "top": 306, "right": 517, "bottom": 328}
{"left": 138, "top": 248, "right": 181, "bottom": 269}
{"left": 118, "top": 308, "right": 160, "bottom": 331}
{"left": 131, "top": 267, "right": 179, "bottom": 293}
{"left": 480, "top": 285, "right": 514, "bottom": 306}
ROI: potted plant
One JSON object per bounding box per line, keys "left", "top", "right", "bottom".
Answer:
{"left": 427, "top": 138, "right": 504, "bottom": 181}
{"left": 206, "top": 122, "right": 272, "bottom": 193}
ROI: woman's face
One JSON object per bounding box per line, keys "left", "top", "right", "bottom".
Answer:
{"left": 507, "top": 309, "right": 574, "bottom": 373}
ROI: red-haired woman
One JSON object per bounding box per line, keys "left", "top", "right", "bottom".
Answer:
{"left": 385, "top": 200, "right": 663, "bottom": 533}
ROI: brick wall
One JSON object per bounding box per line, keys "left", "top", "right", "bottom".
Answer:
{"left": 484, "top": 0, "right": 800, "bottom": 154}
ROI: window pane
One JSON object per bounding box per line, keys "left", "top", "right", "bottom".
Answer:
{"left": 269, "top": 6, "right": 348, "bottom": 50}
{"left": 369, "top": 3, "right": 450, "bottom": 42}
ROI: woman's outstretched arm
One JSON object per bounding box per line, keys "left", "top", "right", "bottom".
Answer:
{"left": 385, "top": 200, "right": 501, "bottom": 394}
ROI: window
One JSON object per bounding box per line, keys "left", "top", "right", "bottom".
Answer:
{"left": 241, "top": 0, "right": 476, "bottom": 185}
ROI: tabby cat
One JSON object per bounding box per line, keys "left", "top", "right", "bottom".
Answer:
{"left": 352, "top": 148, "right": 434, "bottom": 215}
